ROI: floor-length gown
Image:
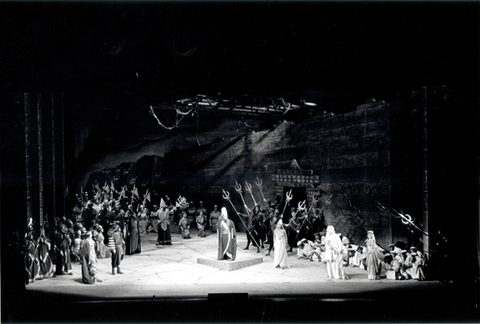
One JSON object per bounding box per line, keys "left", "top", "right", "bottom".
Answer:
{"left": 273, "top": 227, "right": 289, "bottom": 269}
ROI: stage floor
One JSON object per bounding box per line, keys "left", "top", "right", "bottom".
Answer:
{"left": 23, "top": 228, "right": 459, "bottom": 297}
{"left": 14, "top": 227, "right": 478, "bottom": 322}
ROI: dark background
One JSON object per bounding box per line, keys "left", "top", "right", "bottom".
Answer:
{"left": 1, "top": 1, "right": 479, "bottom": 322}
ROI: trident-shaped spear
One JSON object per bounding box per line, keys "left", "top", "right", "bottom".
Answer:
{"left": 222, "top": 189, "right": 260, "bottom": 248}
{"left": 245, "top": 181, "right": 257, "bottom": 206}
{"left": 292, "top": 200, "right": 307, "bottom": 217}
{"left": 306, "top": 194, "right": 320, "bottom": 215}
{"left": 255, "top": 176, "right": 268, "bottom": 204}
{"left": 281, "top": 189, "right": 293, "bottom": 216}
{"left": 235, "top": 181, "right": 250, "bottom": 215}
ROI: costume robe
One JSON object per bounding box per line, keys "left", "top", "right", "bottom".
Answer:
{"left": 126, "top": 214, "right": 141, "bottom": 255}
{"left": 95, "top": 232, "right": 110, "bottom": 258}
{"left": 25, "top": 234, "right": 39, "bottom": 282}
{"left": 37, "top": 236, "right": 53, "bottom": 278}
{"left": 273, "top": 227, "right": 289, "bottom": 268}
{"left": 179, "top": 217, "right": 191, "bottom": 239}
{"left": 54, "top": 229, "right": 72, "bottom": 275}
{"left": 157, "top": 209, "right": 172, "bottom": 244}
{"left": 366, "top": 238, "right": 382, "bottom": 280}
{"left": 80, "top": 238, "right": 96, "bottom": 284}
{"left": 217, "top": 219, "right": 237, "bottom": 260}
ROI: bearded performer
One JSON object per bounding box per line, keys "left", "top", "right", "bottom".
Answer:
{"left": 217, "top": 207, "right": 237, "bottom": 261}
{"left": 157, "top": 199, "right": 173, "bottom": 245}
{"left": 79, "top": 231, "right": 102, "bottom": 284}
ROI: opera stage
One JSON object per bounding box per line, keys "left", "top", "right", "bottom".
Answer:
{"left": 5, "top": 227, "right": 478, "bottom": 323}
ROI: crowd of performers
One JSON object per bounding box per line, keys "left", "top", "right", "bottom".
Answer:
{"left": 23, "top": 182, "right": 221, "bottom": 285}
{"left": 218, "top": 194, "right": 428, "bottom": 281}
{"left": 23, "top": 181, "right": 429, "bottom": 285}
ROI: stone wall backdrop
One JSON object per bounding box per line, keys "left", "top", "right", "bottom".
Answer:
{"left": 160, "top": 101, "right": 410, "bottom": 248}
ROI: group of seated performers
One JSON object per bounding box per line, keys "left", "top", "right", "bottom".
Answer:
{"left": 294, "top": 228, "right": 427, "bottom": 280}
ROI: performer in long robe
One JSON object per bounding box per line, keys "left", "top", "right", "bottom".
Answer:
{"left": 273, "top": 219, "right": 289, "bottom": 269}
{"left": 79, "top": 231, "right": 101, "bottom": 284}
{"left": 324, "top": 225, "right": 341, "bottom": 279}
{"left": 365, "top": 230, "right": 382, "bottom": 280}
{"left": 94, "top": 225, "right": 110, "bottom": 258}
{"left": 54, "top": 222, "right": 73, "bottom": 276}
{"left": 126, "top": 207, "right": 141, "bottom": 255}
{"left": 36, "top": 226, "right": 54, "bottom": 279}
{"left": 24, "top": 225, "right": 39, "bottom": 283}
{"left": 138, "top": 204, "right": 149, "bottom": 237}
{"left": 108, "top": 222, "right": 124, "bottom": 275}
{"left": 157, "top": 202, "right": 172, "bottom": 245}
{"left": 217, "top": 207, "right": 237, "bottom": 261}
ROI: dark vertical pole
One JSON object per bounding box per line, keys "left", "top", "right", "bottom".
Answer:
{"left": 51, "top": 94, "right": 56, "bottom": 219}
{"left": 37, "top": 94, "right": 44, "bottom": 227}
{"left": 62, "top": 93, "right": 66, "bottom": 216}
{"left": 25, "top": 93, "right": 33, "bottom": 221}
{"left": 421, "top": 86, "right": 429, "bottom": 257}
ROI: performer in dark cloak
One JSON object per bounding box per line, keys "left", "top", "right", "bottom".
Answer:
{"left": 217, "top": 207, "right": 237, "bottom": 261}
{"left": 241, "top": 205, "right": 264, "bottom": 253}
{"left": 125, "top": 205, "right": 141, "bottom": 255}
{"left": 54, "top": 222, "right": 73, "bottom": 276}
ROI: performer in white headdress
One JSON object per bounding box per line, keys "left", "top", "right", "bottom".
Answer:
{"left": 217, "top": 207, "right": 237, "bottom": 261}
{"left": 324, "top": 225, "right": 343, "bottom": 279}
{"left": 273, "top": 219, "right": 289, "bottom": 269}
{"left": 365, "top": 230, "right": 383, "bottom": 280}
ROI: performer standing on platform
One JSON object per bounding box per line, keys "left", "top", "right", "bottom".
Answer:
{"left": 273, "top": 219, "right": 289, "bottom": 269}
{"left": 217, "top": 207, "right": 237, "bottom": 261}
